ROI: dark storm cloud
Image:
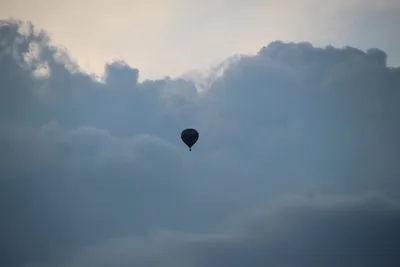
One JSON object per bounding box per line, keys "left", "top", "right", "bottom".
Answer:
{"left": 201, "top": 41, "right": 400, "bottom": 197}
{"left": 54, "top": 193, "right": 400, "bottom": 267}
{"left": 1, "top": 19, "right": 400, "bottom": 267}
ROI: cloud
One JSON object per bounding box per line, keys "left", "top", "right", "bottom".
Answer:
{"left": 1, "top": 19, "right": 400, "bottom": 267}
{"left": 44, "top": 193, "right": 400, "bottom": 267}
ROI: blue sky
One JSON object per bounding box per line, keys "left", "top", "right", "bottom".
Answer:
{"left": 1, "top": 3, "right": 400, "bottom": 266}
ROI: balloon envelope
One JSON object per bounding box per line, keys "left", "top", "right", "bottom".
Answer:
{"left": 181, "top": 128, "right": 199, "bottom": 151}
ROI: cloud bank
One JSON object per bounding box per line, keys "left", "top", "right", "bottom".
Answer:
{"left": 1, "top": 19, "right": 400, "bottom": 267}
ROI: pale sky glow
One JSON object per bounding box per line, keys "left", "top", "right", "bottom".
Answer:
{"left": 2, "top": 0, "right": 399, "bottom": 80}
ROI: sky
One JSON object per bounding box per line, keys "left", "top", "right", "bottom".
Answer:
{"left": 1, "top": 2, "right": 400, "bottom": 267}
{"left": 1, "top": 0, "right": 400, "bottom": 80}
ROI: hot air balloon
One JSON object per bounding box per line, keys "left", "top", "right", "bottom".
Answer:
{"left": 181, "top": 128, "right": 199, "bottom": 151}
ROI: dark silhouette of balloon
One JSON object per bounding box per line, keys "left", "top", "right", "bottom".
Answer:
{"left": 181, "top": 128, "right": 199, "bottom": 151}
